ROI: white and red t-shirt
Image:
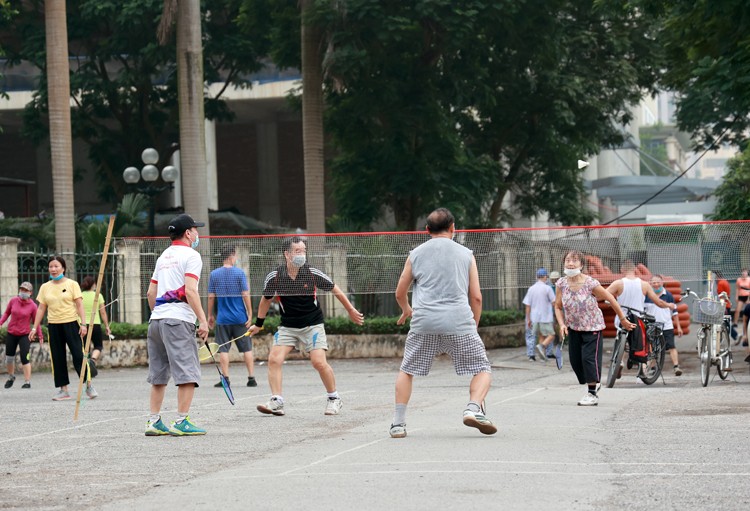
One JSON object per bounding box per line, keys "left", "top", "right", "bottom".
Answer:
{"left": 150, "top": 241, "right": 202, "bottom": 323}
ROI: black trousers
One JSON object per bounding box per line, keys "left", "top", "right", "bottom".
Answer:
{"left": 568, "top": 329, "right": 603, "bottom": 385}
{"left": 48, "top": 322, "right": 91, "bottom": 388}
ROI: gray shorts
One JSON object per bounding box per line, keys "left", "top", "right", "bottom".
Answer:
{"left": 273, "top": 324, "right": 328, "bottom": 352}
{"left": 532, "top": 322, "right": 555, "bottom": 336}
{"left": 400, "top": 331, "right": 491, "bottom": 376}
{"left": 147, "top": 318, "right": 201, "bottom": 386}
{"left": 215, "top": 324, "right": 253, "bottom": 353}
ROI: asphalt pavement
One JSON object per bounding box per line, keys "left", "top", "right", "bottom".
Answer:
{"left": 1, "top": 330, "right": 749, "bottom": 511}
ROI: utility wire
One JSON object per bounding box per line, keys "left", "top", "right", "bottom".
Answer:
{"left": 601, "top": 129, "right": 729, "bottom": 225}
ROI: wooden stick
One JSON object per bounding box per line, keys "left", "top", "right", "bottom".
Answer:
{"left": 74, "top": 215, "right": 116, "bottom": 421}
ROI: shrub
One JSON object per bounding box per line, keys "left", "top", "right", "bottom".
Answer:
{"left": 104, "top": 309, "right": 522, "bottom": 338}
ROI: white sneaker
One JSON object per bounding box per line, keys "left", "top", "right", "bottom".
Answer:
{"left": 578, "top": 393, "right": 599, "bottom": 406}
{"left": 85, "top": 384, "right": 98, "bottom": 399}
{"left": 462, "top": 409, "right": 498, "bottom": 435}
{"left": 52, "top": 389, "right": 71, "bottom": 401}
{"left": 325, "top": 397, "right": 343, "bottom": 415}
{"left": 257, "top": 397, "right": 285, "bottom": 416}
{"left": 389, "top": 423, "right": 407, "bottom": 438}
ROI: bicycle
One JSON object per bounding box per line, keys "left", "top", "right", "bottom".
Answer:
{"left": 681, "top": 286, "right": 733, "bottom": 387}
{"left": 605, "top": 305, "right": 666, "bottom": 388}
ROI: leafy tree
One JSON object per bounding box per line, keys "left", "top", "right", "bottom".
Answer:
{"left": 0, "top": 0, "right": 16, "bottom": 108}
{"left": 1, "top": 0, "right": 270, "bottom": 205}
{"left": 310, "top": 0, "right": 663, "bottom": 229}
{"left": 711, "top": 148, "right": 750, "bottom": 220}
{"left": 634, "top": 0, "right": 750, "bottom": 150}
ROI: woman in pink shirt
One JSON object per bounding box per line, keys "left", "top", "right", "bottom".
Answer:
{"left": 0, "top": 281, "right": 43, "bottom": 389}
{"left": 554, "top": 250, "right": 634, "bottom": 407}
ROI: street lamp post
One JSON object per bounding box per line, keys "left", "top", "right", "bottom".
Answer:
{"left": 122, "top": 148, "right": 179, "bottom": 236}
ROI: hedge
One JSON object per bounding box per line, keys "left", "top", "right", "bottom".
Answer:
{"left": 0, "top": 309, "right": 523, "bottom": 341}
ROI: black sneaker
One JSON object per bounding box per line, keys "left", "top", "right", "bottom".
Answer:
{"left": 21, "top": 382, "right": 30, "bottom": 389}
{"left": 88, "top": 359, "right": 98, "bottom": 378}
{"left": 247, "top": 376, "right": 257, "bottom": 387}
{"left": 4, "top": 376, "right": 15, "bottom": 389}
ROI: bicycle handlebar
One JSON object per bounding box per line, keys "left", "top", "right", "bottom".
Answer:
{"left": 603, "top": 301, "right": 656, "bottom": 323}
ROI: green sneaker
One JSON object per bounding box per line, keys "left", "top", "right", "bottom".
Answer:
{"left": 145, "top": 418, "right": 170, "bottom": 436}
{"left": 169, "top": 416, "right": 206, "bottom": 436}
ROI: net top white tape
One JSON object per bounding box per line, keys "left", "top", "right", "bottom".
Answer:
{"left": 117, "top": 220, "right": 750, "bottom": 301}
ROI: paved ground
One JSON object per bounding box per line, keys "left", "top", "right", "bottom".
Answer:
{"left": 1, "top": 331, "right": 749, "bottom": 511}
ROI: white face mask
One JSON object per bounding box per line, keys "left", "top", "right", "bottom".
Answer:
{"left": 564, "top": 268, "right": 581, "bottom": 277}
{"left": 19, "top": 292, "right": 31, "bottom": 300}
{"left": 291, "top": 254, "right": 306, "bottom": 267}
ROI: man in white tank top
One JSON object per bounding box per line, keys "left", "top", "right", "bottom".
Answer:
{"left": 606, "top": 260, "right": 674, "bottom": 380}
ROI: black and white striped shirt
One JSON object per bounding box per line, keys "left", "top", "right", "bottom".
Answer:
{"left": 262, "top": 264, "right": 335, "bottom": 328}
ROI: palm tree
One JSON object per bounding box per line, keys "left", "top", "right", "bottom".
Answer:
{"left": 45, "top": 0, "right": 76, "bottom": 254}
{"left": 176, "top": 0, "right": 210, "bottom": 235}
{"left": 300, "top": 0, "right": 326, "bottom": 233}
{"left": 160, "top": 0, "right": 210, "bottom": 235}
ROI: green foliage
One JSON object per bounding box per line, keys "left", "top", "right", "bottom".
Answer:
{"left": 108, "top": 310, "right": 523, "bottom": 338}
{"left": 309, "top": 0, "right": 663, "bottom": 228}
{"left": 711, "top": 148, "right": 750, "bottom": 220}
{"left": 0, "top": 216, "right": 56, "bottom": 251}
{"left": 109, "top": 322, "right": 149, "bottom": 340}
{"left": 2, "top": 0, "right": 270, "bottom": 205}
{"left": 631, "top": 0, "right": 750, "bottom": 150}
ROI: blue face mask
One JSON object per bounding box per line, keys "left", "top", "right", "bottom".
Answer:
{"left": 654, "top": 286, "right": 664, "bottom": 294}
{"left": 50, "top": 273, "right": 64, "bottom": 281}
{"left": 191, "top": 234, "right": 200, "bottom": 250}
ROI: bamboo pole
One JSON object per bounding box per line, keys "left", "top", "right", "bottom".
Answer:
{"left": 74, "top": 215, "right": 116, "bottom": 421}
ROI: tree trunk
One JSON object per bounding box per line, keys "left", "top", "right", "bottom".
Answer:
{"left": 176, "top": 0, "right": 210, "bottom": 234}
{"left": 301, "top": 0, "right": 326, "bottom": 233}
{"left": 45, "top": 0, "right": 76, "bottom": 255}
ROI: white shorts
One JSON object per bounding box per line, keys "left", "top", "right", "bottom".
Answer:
{"left": 273, "top": 324, "right": 328, "bottom": 352}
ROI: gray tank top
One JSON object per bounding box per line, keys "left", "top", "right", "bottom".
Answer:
{"left": 409, "top": 237, "right": 477, "bottom": 334}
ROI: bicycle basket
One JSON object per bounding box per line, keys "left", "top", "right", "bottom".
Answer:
{"left": 692, "top": 299, "right": 724, "bottom": 325}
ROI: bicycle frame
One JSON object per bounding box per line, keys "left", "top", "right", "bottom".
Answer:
{"left": 683, "top": 270, "right": 733, "bottom": 386}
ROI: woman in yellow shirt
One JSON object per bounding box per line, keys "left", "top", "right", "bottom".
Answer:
{"left": 29, "top": 256, "right": 96, "bottom": 401}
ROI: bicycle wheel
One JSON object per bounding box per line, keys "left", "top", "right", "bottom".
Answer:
{"left": 699, "top": 328, "right": 711, "bottom": 387}
{"left": 606, "top": 331, "right": 626, "bottom": 388}
{"left": 717, "top": 326, "right": 731, "bottom": 380}
{"left": 640, "top": 333, "right": 665, "bottom": 385}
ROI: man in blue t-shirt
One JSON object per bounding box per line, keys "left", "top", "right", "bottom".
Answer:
{"left": 208, "top": 245, "right": 257, "bottom": 387}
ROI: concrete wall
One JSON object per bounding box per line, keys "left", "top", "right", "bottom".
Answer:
{"left": 0, "top": 323, "right": 526, "bottom": 373}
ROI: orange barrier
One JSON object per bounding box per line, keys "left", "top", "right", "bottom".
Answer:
{"left": 584, "top": 255, "right": 691, "bottom": 337}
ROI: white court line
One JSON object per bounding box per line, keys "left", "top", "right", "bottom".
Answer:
{"left": 269, "top": 470, "right": 750, "bottom": 477}
{"left": 488, "top": 387, "right": 544, "bottom": 407}
{"left": 321, "top": 460, "right": 750, "bottom": 467}
{"left": 0, "top": 391, "right": 355, "bottom": 445}
{"left": 277, "top": 428, "right": 424, "bottom": 477}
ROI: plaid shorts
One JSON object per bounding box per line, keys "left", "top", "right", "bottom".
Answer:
{"left": 400, "top": 331, "right": 491, "bottom": 376}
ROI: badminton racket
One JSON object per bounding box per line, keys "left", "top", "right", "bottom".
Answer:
{"left": 555, "top": 335, "right": 567, "bottom": 370}
{"left": 203, "top": 340, "right": 235, "bottom": 405}
{"left": 198, "top": 330, "right": 252, "bottom": 361}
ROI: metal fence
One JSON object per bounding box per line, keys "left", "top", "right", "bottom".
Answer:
{"left": 17, "top": 251, "right": 121, "bottom": 322}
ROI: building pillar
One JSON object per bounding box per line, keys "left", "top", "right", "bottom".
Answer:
{"left": 205, "top": 119, "right": 218, "bottom": 211}
{"left": 116, "top": 239, "right": 143, "bottom": 324}
{"left": 0, "top": 238, "right": 20, "bottom": 309}
{"left": 257, "top": 122, "right": 280, "bottom": 225}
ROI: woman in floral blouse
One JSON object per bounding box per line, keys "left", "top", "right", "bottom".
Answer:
{"left": 554, "top": 250, "right": 634, "bottom": 406}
